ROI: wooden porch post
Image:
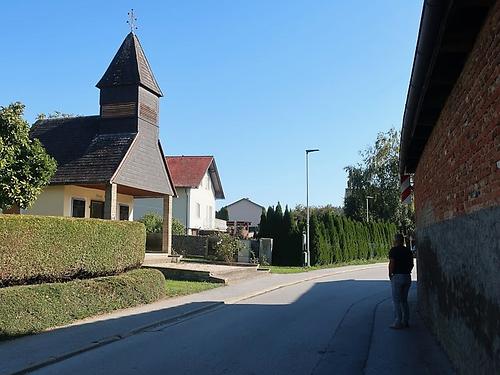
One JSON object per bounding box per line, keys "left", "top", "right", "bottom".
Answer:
{"left": 104, "top": 183, "right": 117, "bottom": 220}
{"left": 162, "top": 195, "right": 172, "bottom": 254}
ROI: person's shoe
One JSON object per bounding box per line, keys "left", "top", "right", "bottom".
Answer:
{"left": 390, "top": 323, "right": 403, "bottom": 329}
{"left": 403, "top": 322, "right": 410, "bottom": 328}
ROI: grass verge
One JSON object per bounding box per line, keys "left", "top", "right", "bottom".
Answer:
{"left": 261, "top": 258, "right": 387, "bottom": 274}
{"left": 0, "top": 268, "right": 165, "bottom": 340}
{"left": 165, "top": 279, "right": 221, "bottom": 297}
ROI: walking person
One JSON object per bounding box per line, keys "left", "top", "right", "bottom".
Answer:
{"left": 388, "top": 233, "right": 414, "bottom": 329}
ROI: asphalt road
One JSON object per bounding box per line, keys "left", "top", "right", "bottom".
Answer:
{"left": 30, "top": 266, "right": 451, "bottom": 375}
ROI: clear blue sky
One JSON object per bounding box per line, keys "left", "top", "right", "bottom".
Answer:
{"left": 1, "top": 1, "right": 422, "bottom": 210}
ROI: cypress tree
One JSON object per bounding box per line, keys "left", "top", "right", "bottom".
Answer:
{"left": 310, "top": 214, "right": 321, "bottom": 266}
{"left": 332, "top": 215, "right": 342, "bottom": 262}
{"left": 273, "top": 202, "right": 284, "bottom": 264}
{"left": 335, "top": 215, "right": 346, "bottom": 261}
{"left": 258, "top": 209, "right": 267, "bottom": 238}
{"left": 282, "top": 206, "right": 293, "bottom": 265}
{"left": 318, "top": 221, "right": 331, "bottom": 265}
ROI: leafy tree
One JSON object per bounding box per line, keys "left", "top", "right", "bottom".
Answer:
{"left": 0, "top": 102, "right": 57, "bottom": 211}
{"left": 139, "top": 212, "right": 186, "bottom": 235}
{"left": 344, "top": 128, "right": 414, "bottom": 234}
{"left": 172, "top": 218, "right": 186, "bottom": 235}
{"left": 293, "top": 204, "right": 343, "bottom": 223}
{"left": 139, "top": 212, "right": 163, "bottom": 233}
{"left": 215, "top": 206, "right": 229, "bottom": 220}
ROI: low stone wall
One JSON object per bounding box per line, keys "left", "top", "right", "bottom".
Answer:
{"left": 417, "top": 206, "right": 500, "bottom": 374}
{"left": 172, "top": 235, "right": 208, "bottom": 257}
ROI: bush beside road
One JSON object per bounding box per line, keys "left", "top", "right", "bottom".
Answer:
{"left": 0, "top": 269, "right": 166, "bottom": 340}
{"left": 0, "top": 214, "right": 146, "bottom": 287}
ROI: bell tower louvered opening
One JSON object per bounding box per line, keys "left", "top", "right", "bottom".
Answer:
{"left": 96, "top": 32, "right": 163, "bottom": 133}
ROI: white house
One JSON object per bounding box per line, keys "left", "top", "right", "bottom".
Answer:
{"left": 134, "top": 156, "right": 225, "bottom": 234}
{"left": 225, "top": 198, "right": 265, "bottom": 232}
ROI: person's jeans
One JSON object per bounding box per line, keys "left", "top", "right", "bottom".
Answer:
{"left": 391, "top": 274, "right": 411, "bottom": 325}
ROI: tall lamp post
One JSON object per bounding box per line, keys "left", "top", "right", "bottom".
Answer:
{"left": 366, "top": 195, "right": 374, "bottom": 222}
{"left": 306, "top": 149, "right": 320, "bottom": 267}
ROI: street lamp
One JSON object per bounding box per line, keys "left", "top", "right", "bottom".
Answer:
{"left": 366, "top": 196, "right": 374, "bottom": 222}
{"left": 306, "top": 148, "right": 319, "bottom": 267}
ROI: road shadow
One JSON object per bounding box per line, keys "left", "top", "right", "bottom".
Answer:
{"left": 1, "top": 279, "right": 452, "bottom": 375}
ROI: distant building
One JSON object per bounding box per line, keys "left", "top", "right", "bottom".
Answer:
{"left": 225, "top": 198, "right": 265, "bottom": 233}
{"left": 134, "top": 156, "right": 225, "bottom": 235}
{"left": 399, "top": 1, "right": 499, "bottom": 373}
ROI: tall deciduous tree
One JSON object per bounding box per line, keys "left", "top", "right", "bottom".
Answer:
{"left": 344, "top": 128, "right": 414, "bottom": 234}
{"left": 0, "top": 103, "right": 56, "bottom": 210}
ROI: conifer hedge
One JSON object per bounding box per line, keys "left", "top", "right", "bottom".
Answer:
{"left": 0, "top": 215, "right": 146, "bottom": 287}
{"left": 309, "top": 212, "right": 397, "bottom": 266}
{"left": 259, "top": 204, "right": 397, "bottom": 266}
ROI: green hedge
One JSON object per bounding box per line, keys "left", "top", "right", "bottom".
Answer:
{"left": 0, "top": 268, "right": 165, "bottom": 339}
{"left": 0, "top": 214, "right": 146, "bottom": 286}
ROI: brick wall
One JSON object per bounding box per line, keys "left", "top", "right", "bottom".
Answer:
{"left": 414, "top": 2, "right": 499, "bottom": 227}
{"left": 414, "top": 3, "right": 500, "bottom": 374}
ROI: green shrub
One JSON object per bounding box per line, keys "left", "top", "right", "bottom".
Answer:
{"left": 0, "top": 268, "right": 165, "bottom": 339}
{"left": 0, "top": 214, "right": 146, "bottom": 286}
{"left": 208, "top": 233, "right": 242, "bottom": 263}
{"left": 139, "top": 212, "right": 163, "bottom": 233}
{"left": 172, "top": 218, "right": 186, "bottom": 235}
{"left": 139, "top": 212, "right": 185, "bottom": 235}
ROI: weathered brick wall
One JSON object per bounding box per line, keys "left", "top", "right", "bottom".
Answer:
{"left": 414, "top": 3, "right": 500, "bottom": 374}
{"left": 415, "top": 3, "right": 499, "bottom": 226}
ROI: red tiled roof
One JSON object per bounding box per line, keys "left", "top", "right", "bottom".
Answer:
{"left": 165, "top": 156, "right": 214, "bottom": 188}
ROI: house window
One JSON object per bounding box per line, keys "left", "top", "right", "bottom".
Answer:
{"left": 196, "top": 203, "right": 201, "bottom": 218}
{"left": 119, "top": 205, "right": 129, "bottom": 221}
{"left": 90, "top": 200, "right": 104, "bottom": 219}
{"left": 72, "top": 198, "right": 86, "bottom": 218}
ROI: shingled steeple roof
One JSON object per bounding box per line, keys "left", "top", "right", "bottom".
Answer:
{"left": 96, "top": 32, "right": 163, "bottom": 97}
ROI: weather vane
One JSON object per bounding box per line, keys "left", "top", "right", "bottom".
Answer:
{"left": 127, "top": 9, "right": 137, "bottom": 33}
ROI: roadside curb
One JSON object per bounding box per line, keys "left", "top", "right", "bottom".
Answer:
{"left": 7, "top": 263, "right": 386, "bottom": 375}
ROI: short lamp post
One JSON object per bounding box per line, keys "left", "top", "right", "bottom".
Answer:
{"left": 366, "top": 196, "right": 374, "bottom": 222}
{"left": 306, "top": 148, "right": 319, "bottom": 267}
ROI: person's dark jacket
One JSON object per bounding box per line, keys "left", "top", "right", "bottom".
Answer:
{"left": 389, "top": 245, "right": 414, "bottom": 274}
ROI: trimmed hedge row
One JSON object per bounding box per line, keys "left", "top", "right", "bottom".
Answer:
{"left": 0, "top": 214, "right": 146, "bottom": 286}
{"left": 0, "top": 268, "right": 166, "bottom": 339}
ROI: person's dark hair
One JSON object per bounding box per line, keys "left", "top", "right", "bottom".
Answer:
{"left": 394, "top": 233, "right": 405, "bottom": 246}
